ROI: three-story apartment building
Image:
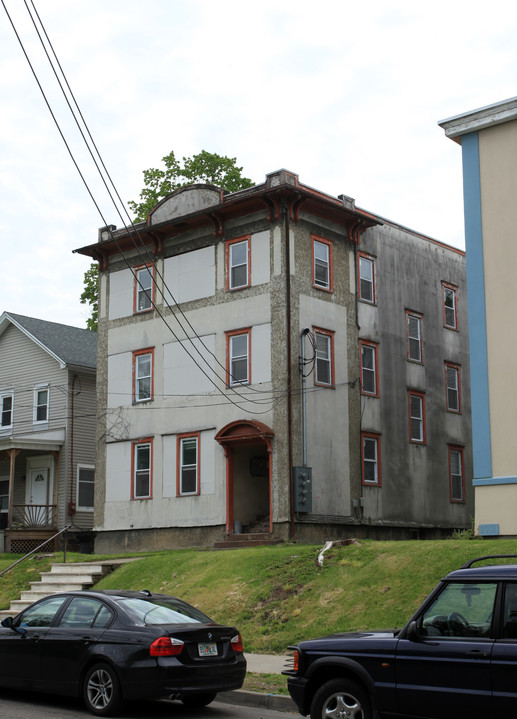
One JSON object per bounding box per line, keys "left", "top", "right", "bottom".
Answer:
{"left": 75, "top": 169, "right": 472, "bottom": 552}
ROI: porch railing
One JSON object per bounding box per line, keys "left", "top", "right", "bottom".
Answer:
{"left": 11, "top": 504, "right": 57, "bottom": 528}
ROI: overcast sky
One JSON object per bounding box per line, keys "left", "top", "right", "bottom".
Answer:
{"left": 1, "top": 0, "right": 516, "bottom": 328}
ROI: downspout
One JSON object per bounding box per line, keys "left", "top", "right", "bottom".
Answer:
{"left": 300, "top": 328, "right": 311, "bottom": 467}
{"left": 284, "top": 202, "right": 295, "bottom": 541}
{"left": 69, "top": 374, "right": 79, "bottom": 516}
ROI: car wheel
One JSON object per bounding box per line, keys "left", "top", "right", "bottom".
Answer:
{"left": 181, "top": 691, "right": 217, "bottom": 708}
{"left": 310, "top": 678, "right": 372, "bottom": 719}
{"left": 83, "top": 662, "right": 122, "bottom": 716}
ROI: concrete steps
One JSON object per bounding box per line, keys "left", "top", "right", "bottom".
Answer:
{"left": 0, "top": 561, "right": 119, "bottom": 620}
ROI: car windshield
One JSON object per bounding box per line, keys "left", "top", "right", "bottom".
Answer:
{"left": 119, "top": 597, "right": 212, "bottom": 625}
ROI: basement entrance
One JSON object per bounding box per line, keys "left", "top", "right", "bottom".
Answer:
{"left": 215, "top": 420, "right": 274, "bottom": 535}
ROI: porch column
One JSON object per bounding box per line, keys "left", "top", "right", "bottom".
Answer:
{"left": 51, "top": 450, "right": 60, "bottom": 528}
{"left": 6, "top": 449, "right": 20, "bottom": 528}
{"left": 223, "top": 445, "right": 234, "bottom": 535}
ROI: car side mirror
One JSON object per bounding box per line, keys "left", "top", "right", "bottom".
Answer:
{"left": 1, "top": 616, "right": 26, "bottom": 636}
{"left": 406, "top": 620, "right": 420, "bottom": 642}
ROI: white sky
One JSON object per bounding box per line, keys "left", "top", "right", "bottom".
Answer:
{"left": 1, "top": 0, "right": 516, "bottom": 328}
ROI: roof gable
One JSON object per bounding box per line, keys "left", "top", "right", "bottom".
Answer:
{"left": 0, "top": 312, "right": 97, "bottom": 369}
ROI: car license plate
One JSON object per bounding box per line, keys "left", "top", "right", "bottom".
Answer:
{"left": 198, "top": 642, "right": 218, "bottom": 657}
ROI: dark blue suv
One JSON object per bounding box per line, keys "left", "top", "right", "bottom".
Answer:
{"left": 284, "top": 555, "right": 517, "bottom": 719}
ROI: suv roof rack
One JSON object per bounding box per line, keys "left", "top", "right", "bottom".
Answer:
{"left": 460, "top": 554, "right": 517, "bottom": 569}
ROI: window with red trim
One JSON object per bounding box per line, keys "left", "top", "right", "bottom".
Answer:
{"left": 226, "top": 328, "right": 251, "bottom": 386}
{"left": 449, "top": 445, "right": 465, "bottom": 502}
{"left": 362, "top": 433, "right": 381, "bottom": 486}
{"left": 443, "top": 282, "right": 458, "bottom": 329}
{"left": 312, "top": 236, "right": 333, "bottom": 291}
{"left": 358, "top": 252, "right": 375, "bottom": 303}
{"left": 226, "top": 236, "right": 250, "bottom": 290}
{"left": 134, "top": 264, "right": 154, "bottom": 313}
{"left": 445, "top": 362, "right": 461, "bottom": 413}
{"left": 408, "top": 390, "right": 426, "bottom": 444}
{"left": 360, "top": 340, "right": 379, "bottom": 396}
{"left": 133, "top": 348, "right": 154, "bottom": 402}
{"left": 177, "top": 433, "right": 200, "bottom": 496}
{"left": 406, "top": 311, "right": 423, "bottom": 363}
{"left": 132, "top": 438, "right": 152, "bottom": 499}
{"left": 313, "top": 328, "right": 334, "bottom": 387}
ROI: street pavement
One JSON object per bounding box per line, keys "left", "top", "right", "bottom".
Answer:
{"left": 219, "top": 653, "right": 297, "bottom": 713}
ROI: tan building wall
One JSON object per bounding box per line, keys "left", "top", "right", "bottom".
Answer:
{"left": 440, "top": 97, "right": 517, "bottom": 536}
{"left": 479, "top": 122, "right": 517, "bottom": 480}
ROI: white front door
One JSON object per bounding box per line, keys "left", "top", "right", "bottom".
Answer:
{"left": 28, "top": 468, "right": 49, "bottom": 506}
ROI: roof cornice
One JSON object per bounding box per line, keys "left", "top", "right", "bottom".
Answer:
{"left": 73, "top": 170, "right": 379, "bottom": 265}
{"left": 438, "top": 96, "right": 517, "bottom": 144}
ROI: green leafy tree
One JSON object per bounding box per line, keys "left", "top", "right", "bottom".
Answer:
{"left": 81, "top": 150, "right": 253, "bottom": 330}
{"left": 80, "top": 262, "right": 99, "bottom": 332}
{"left": 128, "top": 149, "right": 254, "bottom": 222}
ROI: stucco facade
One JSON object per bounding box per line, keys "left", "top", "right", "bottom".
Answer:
{"left": 75, "top": 170, "right": 472, "bottom": 551}
{"left": 440, "top": 97, "right": 517, "bottom": 536}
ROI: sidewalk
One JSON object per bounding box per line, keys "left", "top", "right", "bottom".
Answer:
{"left": 245, "top": 653, "right": 290, "bottom": 673}
{"left": 218, "top": 653, "right": 297, "bottom": 713}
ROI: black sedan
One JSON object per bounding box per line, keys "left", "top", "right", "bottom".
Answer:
{"left": 0, "top": 589, "right": 246, "bottom": 716}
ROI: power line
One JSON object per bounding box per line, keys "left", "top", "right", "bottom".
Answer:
{"left": 4, "top": 0, "right": 286, "bottom": 416}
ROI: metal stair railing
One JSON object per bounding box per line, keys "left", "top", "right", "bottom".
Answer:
{"left": 0, "top": 525, "right": 71, "bottom": 578}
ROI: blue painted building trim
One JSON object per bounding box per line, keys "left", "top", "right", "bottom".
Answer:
{"left": 473, "top": 475, "right": 517, "bottom": 486}
{"left": 461, "top": 132, "right": 492, "bottom": 481}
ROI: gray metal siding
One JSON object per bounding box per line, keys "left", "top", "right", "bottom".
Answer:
{"left": 359, "top": 224, "right": 472, "bottom": 528}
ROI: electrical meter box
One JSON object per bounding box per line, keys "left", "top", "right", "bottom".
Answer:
{"left": 293, "top": 466, "right": 313, "bottom": 513}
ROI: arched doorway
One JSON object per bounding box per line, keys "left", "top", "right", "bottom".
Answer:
{"left": 215, "top": 420, "right": 274, "bottom": 535}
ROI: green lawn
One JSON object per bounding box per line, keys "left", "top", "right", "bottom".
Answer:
{"left": 2, "top": 538, "right": 517, "bottom": 654}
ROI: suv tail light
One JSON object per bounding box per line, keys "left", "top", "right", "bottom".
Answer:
{"left": 150, "top": 636, "right": 184, "bottom": 656}
{"left": 230, "top": 633, "right": 243, "bottom": 653}
{"left": 292, "top": 649, "right": 300, "bottom": 672}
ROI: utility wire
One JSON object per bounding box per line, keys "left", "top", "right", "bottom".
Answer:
{"left": 5, "top": 0, "right": 285, "bottom": 414}
{"left": 24, "top": 0, "right": 285, "bottom": 402}
{"left": 21, "top": 0, "right": 264, "bottom": 406}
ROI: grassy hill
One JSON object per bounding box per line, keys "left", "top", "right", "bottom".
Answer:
{"left": 3, "top": 538, "right": 517, "bottom": 654}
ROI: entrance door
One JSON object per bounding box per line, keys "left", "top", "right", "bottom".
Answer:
{"left": 26, "top": 468, "right": 50, "bottom": 525}
{"left": 28, "top": 468, "right": 48, "bottom": 506}
{"left": 215, "top": 420, "right": 274, "bottom": 535}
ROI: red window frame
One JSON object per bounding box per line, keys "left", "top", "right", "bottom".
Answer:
{"left": 176, "top": 432, "right": 200, "bottom": 497}
{"left": 132, "top": 348, "right": 154, "bottom": 403}
{"left": 312, "top": 235, "right": 333, "bottom": 292}
{"left": 133, "top": 264, "right": 154, "bottom": 314}
{"left": 360, "top": 340, "right": 379, "bottom": 397}
{"left": 226, "top": 328, "right": 251, "bottom": 386}
{"left": 357, "top": 251, "right": 376, "bottom": 304}
{"left": 226, "top": 236, "right": 251, "bottom": 291}
{"left": 448, "top": 445, "right": 465, "bottom": 503}
{"left": 442, "top": 282, "right": 458, "bottom": 330}
{"left": 313, "top": 327, "right": 335, "bottom": 388}
{"left": 445, "top": 362, "right": 461, "bottom": 413}
{"left": 408, "top": 390, "right": 426, "bottom": 444}
{"left": 131, "top": 437, "right": 153, "bottom": 499}
{"left": 406, "top": 310, "right": 423, "bottom": 363}
{"left": 361, "top": 432, "right": 382, "bottom": 487}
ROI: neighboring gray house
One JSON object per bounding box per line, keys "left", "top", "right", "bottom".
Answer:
{"left": 0, "top": 313, "right": 97, "bottom": 553}
{"left": 74, "top": 170, "right": 472, "bottom": 553}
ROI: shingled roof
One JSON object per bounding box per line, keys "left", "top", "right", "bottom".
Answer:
{"left": 0, "top": 312, "right": 97, "bottom": 369}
